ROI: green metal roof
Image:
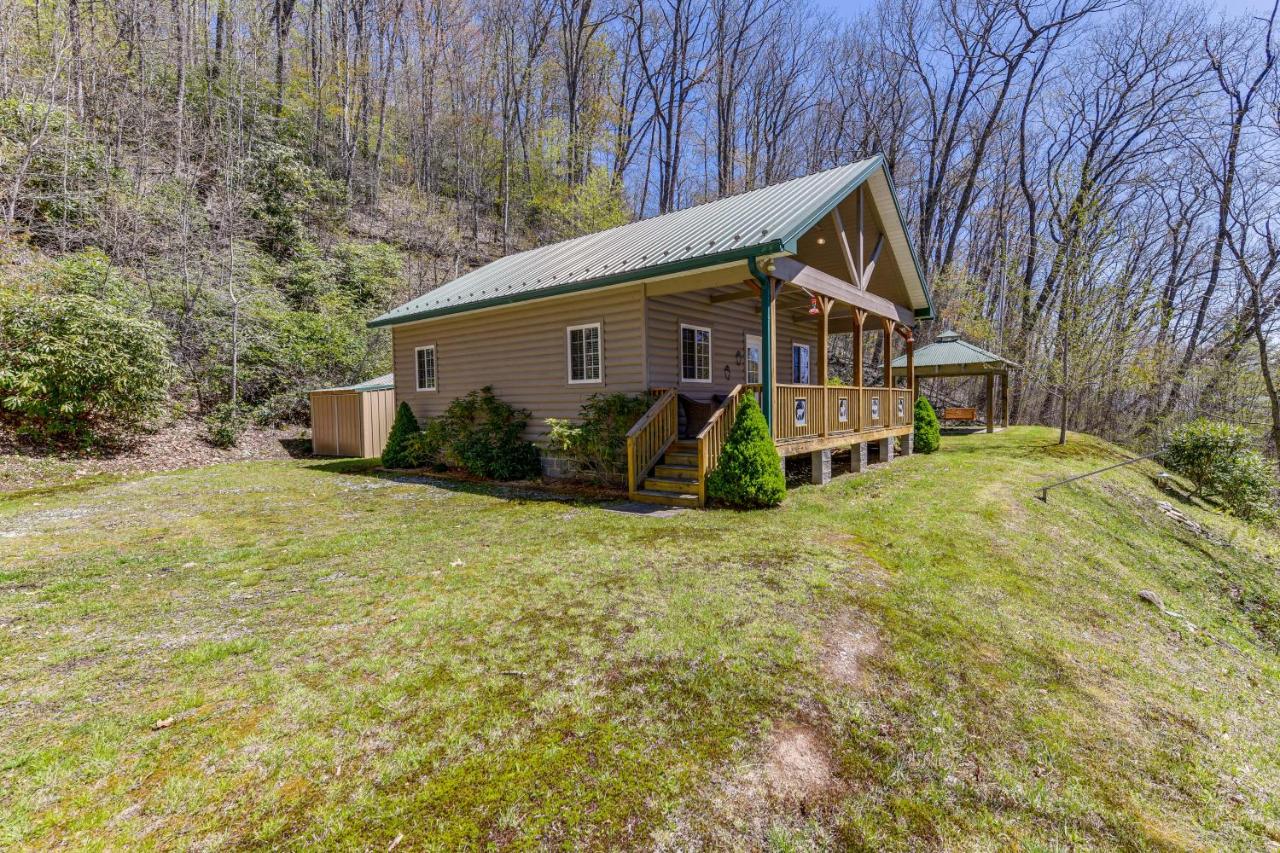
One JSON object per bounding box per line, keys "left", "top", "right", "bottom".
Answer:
{"left": 370, "top": 155, "right": 932, "bottom": 328}
{"left": 311, "top": 372, "right": 395, "bottom": 392}
{"left": 892, "top": 331, "right": 1016, "bottom": 370}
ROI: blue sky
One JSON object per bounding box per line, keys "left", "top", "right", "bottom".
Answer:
{"left": 822, "top": 0, "right": 1277, "bottom": 19}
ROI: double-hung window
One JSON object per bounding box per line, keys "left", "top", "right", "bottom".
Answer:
{"left": 681, "top": 325, "right": 712, "bottom": 383}
{"left": 567, "top": 323, "right": 602, "bottom": 384}
{"left": 415, "top": 345, "right": 437, "bottom": 391}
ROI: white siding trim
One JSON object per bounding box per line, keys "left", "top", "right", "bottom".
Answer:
{"left": 566, "top": 322, "right": 603, "bottom": 385}
{"left": 680, "top": 323, "right": 712, "bottom": 384}
{"left": 415, "top": 344, "right": 438, "bottom": 391}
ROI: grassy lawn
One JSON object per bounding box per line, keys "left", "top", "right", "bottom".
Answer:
{"left": 2, "top": 426, "right": 1278, "bottom": 850}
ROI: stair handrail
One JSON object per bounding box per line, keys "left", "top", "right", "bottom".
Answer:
{"left": 626, "top": 388, "right": 678, "bottom": 496}
{"left": 694, "top": 384, "right": 745, "bottom": 506}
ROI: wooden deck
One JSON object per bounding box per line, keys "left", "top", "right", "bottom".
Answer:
{"left": 768, "top": 383, "right": 912, "bottom": 456}
{"left": 626, "top": 383, "right": 914, "bottom": 506}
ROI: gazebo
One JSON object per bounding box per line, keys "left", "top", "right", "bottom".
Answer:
{"left": 891, "top": 331, "right": 1017, "bottom": 432}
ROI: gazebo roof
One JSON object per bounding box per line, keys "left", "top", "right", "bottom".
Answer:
{"left": 891, "top": 331, "right": 1016, "bottom": 375}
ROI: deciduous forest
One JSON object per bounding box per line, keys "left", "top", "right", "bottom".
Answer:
{"left": 0, "top": 0, "right": 1277, "bottom": 460}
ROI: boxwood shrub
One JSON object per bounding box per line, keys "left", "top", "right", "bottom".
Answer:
{"left": 913, "top": 395, "right": 941, "bottom": 454}
{"left": 706, "top": 394, "right": 785, "bottom": 508}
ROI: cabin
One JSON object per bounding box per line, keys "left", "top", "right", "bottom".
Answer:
{"left": 369, "top": 155, "right": 933, "bottom": 507}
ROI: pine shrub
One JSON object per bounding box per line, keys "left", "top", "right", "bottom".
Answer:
{"left": 913, "top": 395, "right": 941, "bottom": 454}
{"left": 705, "top": 394, "right": 785, "bottom": 508}
{"left": 380, "top": 401, "right": 420, "bottom": 467}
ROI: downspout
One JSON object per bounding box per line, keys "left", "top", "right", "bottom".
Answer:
{"left": 748, "top": 256, "right": 773, "bottom": 431}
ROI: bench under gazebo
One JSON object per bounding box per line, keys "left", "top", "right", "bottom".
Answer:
{"left": 891, "top": 331, "right": 1017, "bottom": 432}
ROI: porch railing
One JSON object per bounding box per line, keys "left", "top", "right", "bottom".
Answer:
{"left": 626, "top": 388, "right": 678, "bottom": 496}
{"left": 772, "top": 384, "right": 912, "bottom": 444}
{"left": 694, "top": 384, "right": 746, "bottom": 506}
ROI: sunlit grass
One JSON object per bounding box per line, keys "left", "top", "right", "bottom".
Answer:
{"left": 1, "top": 427, "right": 1277, "bottom": 849}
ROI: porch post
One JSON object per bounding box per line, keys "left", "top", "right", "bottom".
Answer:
{"left": 986, "top": 372, "right": 995, "bottom": 434}
{"left": 906, "top": 333, "right": 916, "bottom": 400}
{"left": 851, "top": 308, "right": 864, "bottom": 386}
{"left": 817, "top": 298, "right": 830, "bottom": 387}
{"left": 882, "top": 318, "right": 894, "bottom": 389}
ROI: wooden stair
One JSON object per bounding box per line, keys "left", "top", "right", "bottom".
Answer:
{"left": 631, "top": 440, "right": 700, "bottom": 508}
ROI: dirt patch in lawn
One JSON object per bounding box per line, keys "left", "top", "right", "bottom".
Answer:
{"left": 670, "top": 717, "right": 845, "bottom": 847}
{"left": 821, "top": 613, "right": 882, "bottom": 688}
{"left": 755, "top": 721, "right": 838, "bottom": 806}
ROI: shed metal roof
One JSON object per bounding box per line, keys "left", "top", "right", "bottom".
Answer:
{"left": 310, "top": 372, "right": 395, "bottom": 393}
{"left": 370, "top": 156, "right": 931, "bottom": 328}
{"left": 891, "top": 331, "right": 1016, "bottom": 370}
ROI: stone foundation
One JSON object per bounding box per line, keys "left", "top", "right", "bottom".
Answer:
{"left": 539, "top": 450, "right": 579, "bottom": 479}
{"left": 810, "top": 449, "right": 832, "bottom": 485}
{"left": 850, "top": 442, "right": 868, "bottom": 473}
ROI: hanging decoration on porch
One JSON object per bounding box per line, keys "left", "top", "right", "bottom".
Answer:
{"left": 808, "top": 294, "right": 820, "bottom": 315}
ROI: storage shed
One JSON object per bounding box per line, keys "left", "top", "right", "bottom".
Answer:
{"left": 309, "top": 373, "right": 396, "bottom": 457}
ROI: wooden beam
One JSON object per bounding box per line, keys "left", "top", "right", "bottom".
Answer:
{"left": 830, "top": 205, "right": 859, "bottom": 287}
{"left": 857, "top": 187, "right": 865, "bottom": 287}
{"left": 767, "top": 257, "right": 914, "bottom": 325}
{"left": 863, "top": 233, "right": 885, "bottom": 288}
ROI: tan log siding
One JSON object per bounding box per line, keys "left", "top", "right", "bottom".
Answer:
{"left": 644, "top": 287, "right": 820, "bottom": 396}
{"left": 392, "top": 285, "right": 646, "bottom": 441}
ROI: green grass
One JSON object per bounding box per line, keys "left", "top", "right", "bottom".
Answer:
{"left": 1, "top": 427, "right": 1278, "bottom": 850}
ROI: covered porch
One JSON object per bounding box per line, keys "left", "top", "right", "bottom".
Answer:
{"left": 626, "top": 183, "right": 922, "bottom": 506}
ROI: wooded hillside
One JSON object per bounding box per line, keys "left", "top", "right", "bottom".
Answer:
{"left": 0, "top": 0, "right": 1277, "bottom": 459}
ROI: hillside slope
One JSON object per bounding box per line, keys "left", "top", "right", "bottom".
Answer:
{"left": 1, "top": 427, "right": 1277, "bottom": 849}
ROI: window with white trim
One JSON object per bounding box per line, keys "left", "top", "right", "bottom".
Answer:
{"left": 567, "top": 323, "right": 602, "bottom": 384}
{"left": 744, "top": 334, "right": 761, "bottom": 385}
{"left": 415, "top": 345, "right": 437, "bottom": 391}
{"left": 792, "top": 343, "right": 811, "bottom": 384}
{"left": 681, "top": 325, "right": 711, "bottom": 383}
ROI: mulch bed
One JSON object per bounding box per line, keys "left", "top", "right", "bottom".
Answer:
{"left": 0, "top": 420, "right": 311, "bottom": 494}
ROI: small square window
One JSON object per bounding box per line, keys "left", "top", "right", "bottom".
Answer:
{"left": 567, "top": 323, "right": 602, "bottom": 384}
{"left": 415, "top": 345, "right": 437, "bottom": 391}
